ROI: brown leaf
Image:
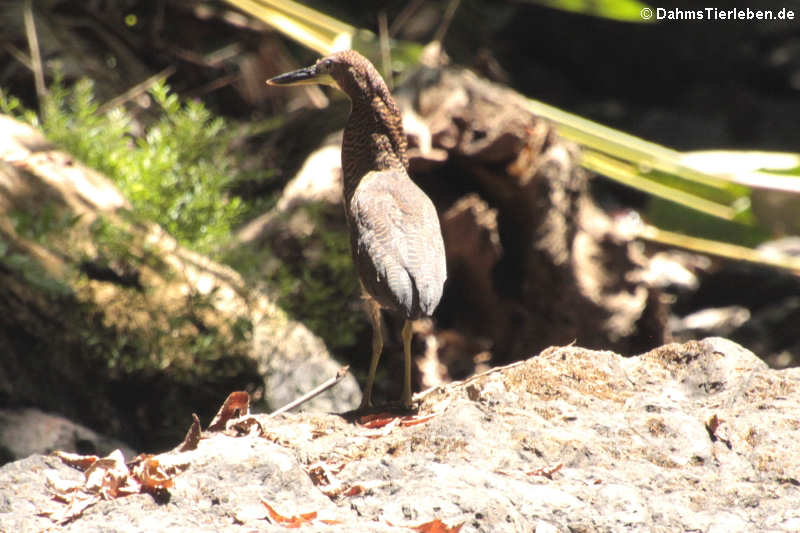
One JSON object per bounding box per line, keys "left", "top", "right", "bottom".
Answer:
{"left": 230, "top": 416, "right": 266, "bottom": 437}
{"left": 399, "top": 413, "right": 438, "bottom": 427}
{"left": 528, "top": 463, "right": 563, "bottom": 480}
{"left": 308, "top": 465, "right": 330, "bottom": 486}
{"left": 358, "top": 413, "right": 399, "bottom": 428}
{"left": 706, "top": 414, "right": 721, "bottom": 434}
{"left": 342, "top": 485, "right": 364, "bottom": 497}
{"left": 358, "top": 412, "right": 438, "bottom": 429}
{"left": 83, "top": 450, "right": 137, "bottom": 499}
{"left": 175, "top": 413, "right": 202, "bottom": 452}
{"left": 261, "top": 500, "right": 317, "bottom": 528}
{"left": 705, "top": 413, "right": 732, "bottom": 449}
{"left": 39, "top": 491, "right": 97, "bottom": 525}
{"left": 132, "top": 457, "right": 174, "bottom": 490}
{"left": 46, "top": 447, "right": 190, "bottom": 524}
{"left": 53, "top": 450, "right": 100, "bottom": 471}
{"left": 208, "top": 391, "right": 251, "bottom": 431}
{"left": 411, "top": 518, "right": 465, "bottom": 532}
{"left": 45, "top": 450, "right": 137, "bottom": 522}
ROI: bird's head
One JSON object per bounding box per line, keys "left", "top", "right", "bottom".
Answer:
{"left": 267, "top": 50, "right": 385, "bottom": 102}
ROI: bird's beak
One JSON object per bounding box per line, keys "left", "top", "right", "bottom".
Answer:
{"left": 267, "top": 64, "right": 336, "bottom": 88}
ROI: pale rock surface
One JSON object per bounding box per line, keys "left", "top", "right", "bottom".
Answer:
{"left": 2, "top": 338, "right": 798, "bottom": 532}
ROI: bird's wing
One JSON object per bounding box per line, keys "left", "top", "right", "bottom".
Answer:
{"left": 350, "top": 170, "right": 446, "bottom": 318}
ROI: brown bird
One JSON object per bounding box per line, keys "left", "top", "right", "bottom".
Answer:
{"left": 267, "top": 50, "right": 446, "bottom": 409}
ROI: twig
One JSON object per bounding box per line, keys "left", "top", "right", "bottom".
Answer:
{"left": 23, "top": 0, "right": 46, "bottom": 106}
{"left": 389, "top": 0, "right": 425, "bottom": 38}
{"left": 432, "top": 0, "right": 461, "bottom": 45}
{"left": 97, "top": 66, "right": 176, "bottom": 114}
{"left": 4, "top": 42, "right": 32, "bottom": 71}
{"left": 269, "top": 365, "right": 350, "bottom": 417}
{"left": 378, "top": 11, "right": 392, "bottom": 90}
{"left": 183, "top": 72, "right": 240, "bottom": 100}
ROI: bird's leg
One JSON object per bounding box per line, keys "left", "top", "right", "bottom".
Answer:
{"left": 359, "top": 295, "right": 383, "bottom": 409}
{"left": 401, "top": 319, "right": 414, "bottom": 409}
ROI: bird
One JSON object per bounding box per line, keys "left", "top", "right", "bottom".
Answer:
{"left": 267, "top": 50, "right": 447, "bottom": 410}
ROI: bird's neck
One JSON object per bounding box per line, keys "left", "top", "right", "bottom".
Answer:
{"left": 341, "top": 89, "right": 408, "bottom": 202}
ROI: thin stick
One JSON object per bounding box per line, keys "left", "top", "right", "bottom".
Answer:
{"left": 432, "top": 0, "right": 461, "bottom": 45}
{"left": 4, "top": 42, "right": 32, "bottom": 71}
{"left": 268, "top": 365, "right": 351, "bottom": 417}
{"left": 378, "top": 11, "right": 392, "bottom": 90}
{"left": 23, "top": 0, "right": 46, "bottom": 106}
{"left": 97, "top": 66, "right": 176, "bottom": 114}
{"left": 389, "top": 0, "right": 425, "bottom": 38}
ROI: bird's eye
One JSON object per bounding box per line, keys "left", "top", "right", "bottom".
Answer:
{"left": 317, "top": 58, "right": 333, "bottom": 72}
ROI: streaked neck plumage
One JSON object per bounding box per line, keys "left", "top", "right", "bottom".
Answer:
{"left": 335, "top": 54, "right": 408, "bottom": 204}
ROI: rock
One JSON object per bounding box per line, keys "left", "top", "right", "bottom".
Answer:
{"left": 670, "top": 305, "right": 751, "bottom": 338}
{"left": 0, "top": 114, "right": 358, "bottom": 453}
{"left": 254, "top": 313, "right": 361, "bottom": 414}
{"left": 0, "top": 408, "right": 137, "bottom": 464}
{"left": 240, "top": 66, "right": 669, "bottom": 404}
{"left": 670, "top": 251, "right": 800, "bottom": 368}
{"left": 404, "top": 66, "right": 667, "bottom": 363}
{"left": 2, "top": 338, "right": 798, "bottom": 532}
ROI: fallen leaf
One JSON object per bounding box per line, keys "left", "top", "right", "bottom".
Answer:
{"left": 230, "top": 416, "right": 266, "bottom": 437}
{"left": 174, "top": 413, "right": 202, "bottom": 452}
{"left": 358, "top": 413, "right": 400, "bottom": 428}
{"left": 358, "top": 412, "right": 439, "bottom": 429}
{"left": 308, "top": 465, "right": 330, "bottom": 486}
{"left": 132, "top": 457, "right": 174, "bottom": 490}
{"left": 706, "top": 414, "right": 722, "bottom": 435}
{"left": 411, "top": 518, "right": 464, "bottom": 532}
{"left": 39, "top": 491, "right": 97, "bottom": 525}
{"left": 261, "top": 500, "right": 317, "bottom": 528}
{"left": 53, "top": 450, "right": 100, "bottom": 471}
{"left": 83, "top": 450, "right": 137, "bottom": 499}
{"left": 528, "top": 463, "right": 563, "bottom": 480}
{"left": 208, "top": 391, "right": 251, "bottom": 431}
{"left": 705, "top": 413, "right": 732, "bottom": 449}
{"left": 343, "top": 485, "right": 364, "bottom": 497}
{"left": 399, "top": 413, "right": 438, "bottom": 427}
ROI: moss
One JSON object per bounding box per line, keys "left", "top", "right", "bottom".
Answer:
{"left": 3, "top": 78, "right": 252, "bottom": 255}
{"left": 224, "top": 202, "right": 365, "bottom": 354}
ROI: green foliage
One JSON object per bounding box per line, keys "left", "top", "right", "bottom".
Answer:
{"left": 0, "top": 237, "right": 72, "bottom": 296}
{"left": 9, "top": 202, "right": 82, "bottom": 244}
{"left": 25, "top": 79, "right": 246, "bottom": 253}
{"left": 0, "top": 90, "right": 37, "bottom": 124}
{"left": 531, "top": 0, "right": 653, "bottom": 22}
{"left": 647, "top": 198, "right": 769, "bottom": 248}
{"left": 224, "top": 203, "right": 365, "bottom": 353}
{"left": 277, "top": 205, "right": 364, "bottom": 352}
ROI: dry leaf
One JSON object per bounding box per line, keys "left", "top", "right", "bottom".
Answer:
{"left": 358, "top": 413, "right": 399, "bottom": 428}
{"left": 175, "top": 413, "right": 202, "bottom": 452}
{"left": 342, "top": 485, "right": 364, "bottom": 497}
{"left": 53, "top": 450, "right": 100, "bottom": 471}
{"left": 399, "top": 413, "right": 438, "bottom": 427}
{"left": 230, "top": 416, "right": 266, "bottom": 437}
{"left": 411, "top": 518, "right": 464, "bottom": 533}
{"left": 358, "top": 412, "right": 438, "bottom": 429}
{"left": 528, "top": 463, "right": 563, "bottom": 480}
{"left": 208, "top": 391, "right": 251, "bottom": 431}
{"left": 705, "top": 413, "right": 732, "bottom": 449}
{"left": 45, "top": 444, "right": 189, "bottom": 524}
{"left": 308, "top": 465, "right": 330, "bottom": 486}
{"left": 132, "top": 457, "right": 174, "bottom": 490}
{"left": 261, "top": 500, "right": 317, "bottom": 528}
{"left": 83, "top": 450, "right": 137, "bottom": 499}
{"left": 44, "top": 450, "right": 136, "bottom": 523}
